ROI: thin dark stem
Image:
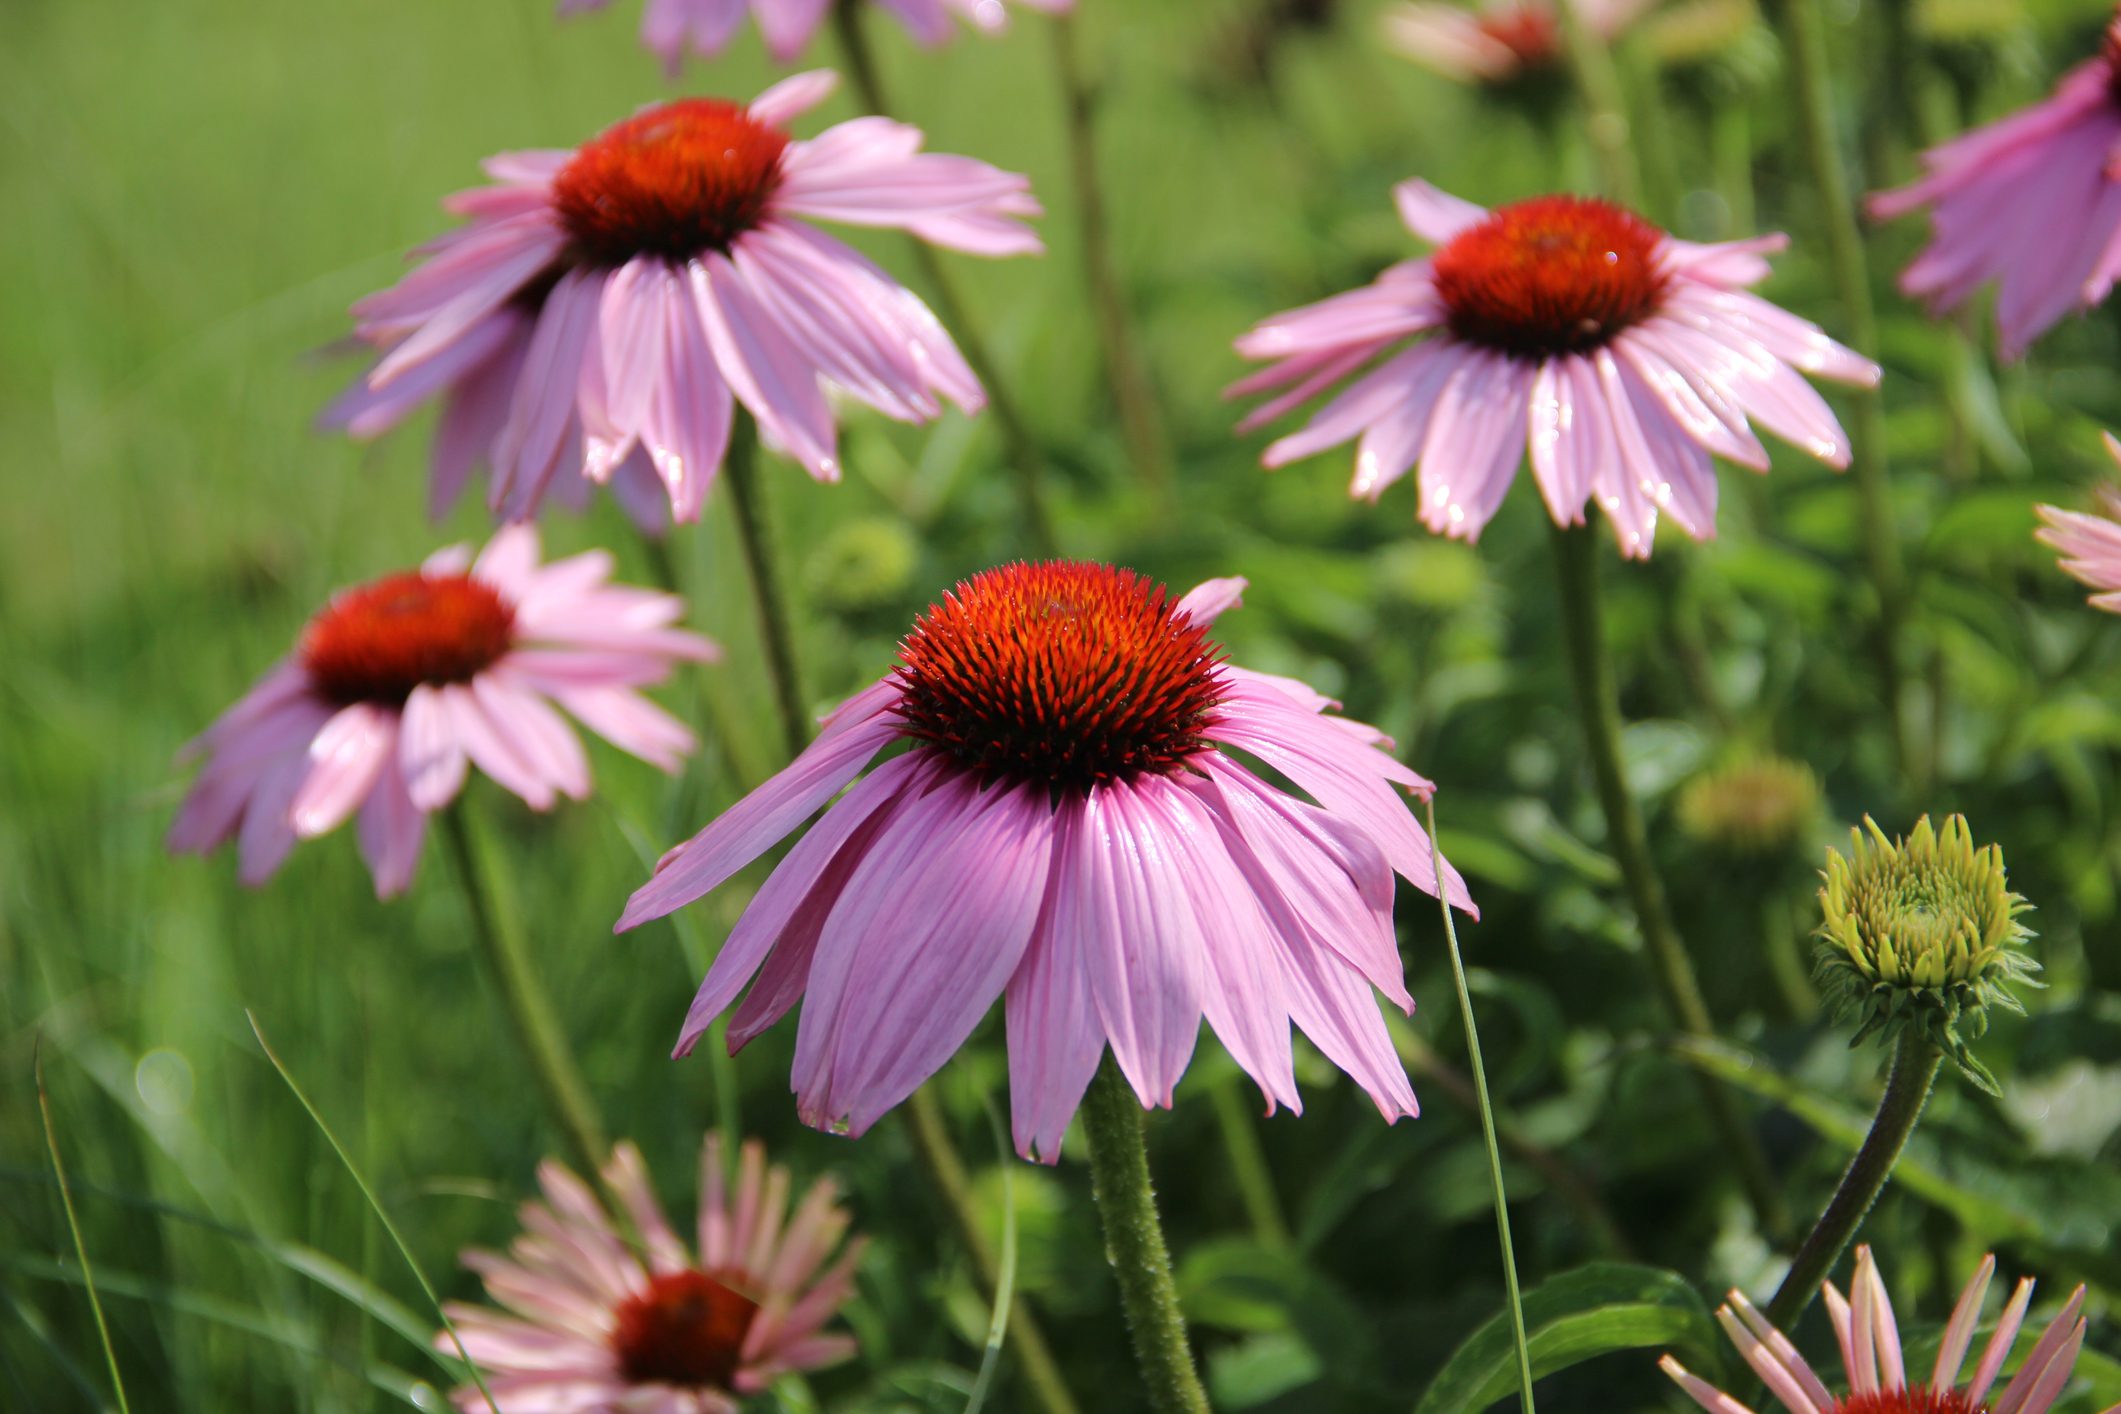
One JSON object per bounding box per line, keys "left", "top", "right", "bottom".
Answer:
{"left": 1547, "top": 522, "right": 1790, "bottom": 1240}
{"left": 723, "top": 414, "right": 811, "bottom": 762}
{"left": 1051, "top": 12, "right": 1172, "bottom": 501}
{"left": 831, "top": 0, "right": 1058, "bottom": 555}
{"left": 1080, "top": 1059, "right": 1211, "bottom": 1414}
{"left": 1765, "top": 1032, "right": 1943, "bottom": 1328}
{"left": 438, "top": 804, "right": 608, "bottom": 1184}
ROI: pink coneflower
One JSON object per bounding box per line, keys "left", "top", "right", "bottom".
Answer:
{"left": 335, "top": 71, "right": 1039, "bottom": 525}
{"left": 1660, "top": 1246, "right": 2109, "bottom": 1414}
{"left": 618, "top": 561, "right": 1476, "bottom": 1162}
{"left": 1383, "top": 0, "right": 1647, "bottom": 86}
{"left": 169, "top": 526, "right": 716, "bottom": 898}
{"left": 442, "top": 1137, "right": 862, "bottom": 1413}
{"left": 1231, "top": 183, "right": 1881, "bottom": 557}
{"left": 561, "top": 0, "right": 1073, "bottom": 72}
{"left": 2037, "top": 431, "right": 2121, "bottom": 611}
{"left": 1870, "top": 18, "right": 2121, "bottom": 360}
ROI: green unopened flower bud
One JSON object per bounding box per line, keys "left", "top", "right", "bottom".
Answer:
{"left": 1677, "top": 752, "right": 1822, "bottom": 858}
{"left": 1816, "top": 815, "right": 2038, "bottom": 1095}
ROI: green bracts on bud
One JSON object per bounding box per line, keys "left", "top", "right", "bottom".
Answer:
{"left": 1815, "top": 815, "right": 2037, "bottom": 1095}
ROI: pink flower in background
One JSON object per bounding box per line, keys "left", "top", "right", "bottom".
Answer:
{"left": 169, "top": 526, "right": 716, "bottom": 898}
{"left": 442, "top": 1137, "right": 861, "bottom": 1413}
{"left": 1383, "top": 0, "right": 1647, "bottom": 86}
{"left": 619, "top": 561, "right": 1476, "bottom": 1162}
{"left": 335, "top": 71, "right": 1040, "bottom": 526}
{"left": 2036, "top": 431, "right": 2121, "bottom": 612}
{"left": 1660, "top": 1246, "right": 2107, "bottom": 1414}
{"left": 1231, "top": 183, "right": 1880, "bottom": 557}
{"left": 1869, "top": 19, "right": 2121, "bottom": 360}
{"left": 561, "top": 0, "right": 1073, "bottom": 73}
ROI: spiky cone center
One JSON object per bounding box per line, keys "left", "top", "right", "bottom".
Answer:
{"left": 892, "top": 561, "right": 1229, "bottom": 791}
{"left": 553, "top": 99, "right": 790, "bottom": 267}
{"left": 1477, "top": 2, "right": 1563, "bottom": 66}
{"left": 1829, "top": 1389, "right": 1985, "bottom": 1414}
{"left": 300, "top": 571, "right": 515, "bottom": 706}
{"left": 609, "top": 1269, "right": 759, "bottom": 1390}
{"left": 1677, "top": 754, "right": 1823, "bottom": 857}
{"left": 1432, "top": 195, "right": 1669, "bottom": 359}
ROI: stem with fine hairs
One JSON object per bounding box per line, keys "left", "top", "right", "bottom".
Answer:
{"left": 723, "top": 413, "right": 811, "bottom": 763}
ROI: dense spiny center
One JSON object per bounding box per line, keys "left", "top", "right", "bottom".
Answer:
{"left": 893, "top": 561, "right": 1229, "bottom": 790}
{"left": 300, "top": 571, "right": 514, "bottom": 705}
{"left": 1829, "top": 1387, "right": 1985, "bottom": 1414}
{"left": 1432, "top": 195, "right": 1668, "bottom": 358}
{"left": 1476, "top": 3, "right": 1561, "bottom": 65}
{"left": 553, "top": 99, "right": 790, "bottom": 266}
{"left": 609, "top": 1270, "right": 758, "bottom": 1390}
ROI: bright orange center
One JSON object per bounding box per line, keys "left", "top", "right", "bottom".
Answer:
{"left": 1476, "top": 3, "right": 1561, "bottom": 65}
{"left": 893, "top": 561, "right": 1228, "bottom": 790}
{"left": 1830, "top": 1389, "right": 1985, "bottom": 1414}
{"left": 609, "top": 1270, "right": 759, "bottom": 1390}
{"left": 553, "top": 99, "right": 790, "bottom": 266}
{"left": 1431, "top": 194, "right": 1668, "bottom": 358}
{"left": 300, "top": 572, "right": 514, "bottom": 705}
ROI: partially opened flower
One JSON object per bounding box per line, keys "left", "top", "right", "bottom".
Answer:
{"left": 2037, "top": 431, "right": 2121, "bottom": 611}
{"left": 1231, "top": 182, "right": 1880, "bottom": 557}
{"left": 1383, "top": 0, "right": 1647, "bottom": 86}
{"left": 442, "top": 1137, "right": 861, "bottom": 1413}
{"left": 1661, "top": 1246, "right": 2106, "bottom": 1414}
{"left": 334, "top": 71, "right": 1039, "bottom": 525}
{"left": 562, "top": 0, "right": 1072, "bottom": 72}
{"left": 1869, "top": 18, "right": 2121, "bottom": 359}
{"left": 619, "top": 561, "right": 1477, "bottom": 1161}
{"left": 169, "top": 526, "right": 715, "bottom": 898}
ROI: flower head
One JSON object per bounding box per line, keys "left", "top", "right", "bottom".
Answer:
{"left": 2036, "top": 429, "right": 2121, "bottom": 612}
{"left": 1382, "top": 0, "right": 1648, "bottom": 87}
{"left": 619, "top": 562, "right": 1477, "bottom": 1162}
{"left": 1869, "top": 17, "right": 2121, "bottom": 359}
{"left": 1231, "top": 182, "right": 1879, "bottom": 557}
{"left": 169, "top": 526, "right": 716, "bottom": 898}
{"left": 1676, "top": 752, "right": 1822, "bottom": 858}
{"left": 443, "top": 1137, "right": 861, "bottom": 1412}
{"left": 562, "top": 0, "right": 1073, "bottom": 73}
{"left": 1816, "top": 815, "right": 2036, "bottom": 1093}
{"left": 329, "top": 71, "right": 1041, "bottom": 526}
{"left": 1661, "top": 1246, "right": 2098, "bottom": 1414}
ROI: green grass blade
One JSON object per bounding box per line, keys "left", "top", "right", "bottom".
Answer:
{"left": 34, "top": 1038, "right": 132, "bottom": 1414}
{"left": 962, "top": 1099, "right": 1018, "bottom": 1414}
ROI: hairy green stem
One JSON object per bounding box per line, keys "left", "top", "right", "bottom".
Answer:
{"left": 1765, "top": 1032, "right": 1942, "bottom": 1328}
{"left": 439, "top": 804, "right": 608, "bottom": 1184}
{"left": 1080, "top": 1059, "right": 1211, "bottom": 1414}
{"left": 1427, "top": 799, "right": 1536, "bottom": 1411}
{"left": 1548, "top": 523, "right": 1789, "bottom": 1239}
{"left": 724, "top": 414, "right": 811, "bottom": 762}
{"left": 832, "top": 0, "right": 1059, "bottom": 555}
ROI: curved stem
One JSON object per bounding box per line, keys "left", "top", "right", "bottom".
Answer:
{"left": 1080, "top": 1059, "right": 1211, "bottom": 1414}
{"left": 723, "top": 414, "right": 811, "bottom": 762}
{"left": 438, "top": 803, "right": 608, "bottom": 1186}
{"left": 1769, "top": 0, "right": 1914, "bottom": 788}
{"left": 1051, "top": 12, "right": 1172, "bottom": 501}
{"left": 1427, "top": 798, "right": 1536, "bottom": 1412}
{"left": 830, "top": 0, "right": 1058, "bottom": 556}
{"left": 1765, "top": 1031, "right": 1942, "bottom": 1328}
{"left": 1547, "top": 522, "right": 1790, "bottom": 1239}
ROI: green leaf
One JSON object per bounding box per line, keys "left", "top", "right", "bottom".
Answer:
{"left": 1413, "top": 1264, "right": 1725, "bottom": 1414}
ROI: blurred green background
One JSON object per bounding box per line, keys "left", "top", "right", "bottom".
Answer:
{"left": 5, "top": 0, "right": 2121, "bottom": 1409}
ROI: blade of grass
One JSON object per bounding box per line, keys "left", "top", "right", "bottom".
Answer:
{"left": 34, "top": 1037, "right": 132, "bottom": 1414}
{"left": 245, "top": 1010, "right": 501, "bottom": 1414}
{"left": 963, "top": 1098, "right": 1019, "bottom": 1414}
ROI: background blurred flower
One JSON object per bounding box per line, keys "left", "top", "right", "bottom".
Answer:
{"left": 1661, "top": 1246, "right": 2098, "bottom": 1414}
{"left": 1676, "top": 751, "right": 1822, "bottom": 858}
{"left": 619, "top": 561, "right": 1475, "bottom": 1161}
{"left": 2037, "top": 430, "right": 2121, "bottom": 612}
{"left": 562, "top": 0, "right": 1074, "bottom": 73}
{"left": 168, "top": 526, "right": 715, "bottom": 897}
{"left": 1231, "top": 182, "right": 1879, "bottom": 557}
{"left": 1868, "top": 17, "right": 2121, "bottom": 359}
{"left": 1383, "top": 0, "right": 1650, "bottom": 86}
{"left": 443, "top": 1137, "right": 861, "bottom": 1412}
{"left": 333, "top": 71, "right": 1040, "bottom": 525}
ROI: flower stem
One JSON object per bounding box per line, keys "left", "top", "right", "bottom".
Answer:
{"left": 904, "top": 1089, "right": 1086, "bottom": 1414}
{"left": 1426, "top": 797, "right": 1536, "bottom": 1412}
{"left": 1207, "top": 1078, "right": 1292, "bottom": 1253}
{"left": 1547, "top": 522, "right": 1789, "bottom": 1240}
{"left": 1051, "top": 12, "right": 1172, "bottom": 502}
{"left": 830, "top": 0, "right": 1058, "bottom": 556}
{"left": 1765, "top": 1031, "right": 1942, "bottom": 1328}
{"left": 1768, "top": 0, "right": 1914, "bottom": 788}
{"left": 1553, "top": 0, "right": 1644, "bottom": 209}
{"left": 1080, "top": 1058, "right": 1211, "bottom": 1414}
{"left": 723, "top": 413, "right": 811, "bottom": 763}
{"left": 438, "top": 802, "right": 608, "bottom": 1184}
